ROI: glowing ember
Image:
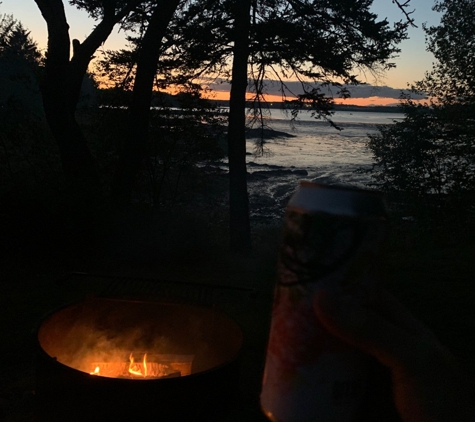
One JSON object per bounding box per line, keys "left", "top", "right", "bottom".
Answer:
{"left": 88, "top": 354, "right": 194, "bottom": 379}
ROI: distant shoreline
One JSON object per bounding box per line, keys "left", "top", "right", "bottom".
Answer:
{"left": 98, "top": 89, "right": 403, "bottom": 114}
{"left": 210, "top": 100, "right": 403, "bottom": 114}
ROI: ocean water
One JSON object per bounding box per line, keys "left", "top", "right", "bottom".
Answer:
{"left": 243, "top": 109, "right": 403, "bottom": 220}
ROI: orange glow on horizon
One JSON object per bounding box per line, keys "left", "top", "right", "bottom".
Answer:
{"left": 203, "top": 91, "right": 289, "bottom": 103}
{"left": 334, "top": 96, "right": 401, "bottom": 106}
{"left": 95, "top": 78, "right": 423, "bottom": 108}
{"left": 203, "top": 91, "right": 417, "bottom": 107}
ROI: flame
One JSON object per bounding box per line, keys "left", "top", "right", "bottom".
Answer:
{"left": 128, "top": 353, "right": 148, "bottom": 377}
{"left": 90, "top": 366, "right": 100, "bottom": 376}
{"left": 87, "top": 353, "right": 192, "bottom": 378}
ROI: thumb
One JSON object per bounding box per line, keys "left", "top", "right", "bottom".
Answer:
{"left": 313, "top": 290, "right": 417, "bottom": 370}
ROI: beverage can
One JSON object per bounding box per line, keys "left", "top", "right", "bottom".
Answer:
{"left": 260, "top": 182, "right": 387, "bottom": 422}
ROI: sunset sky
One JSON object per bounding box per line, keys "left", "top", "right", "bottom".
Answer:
{"left": 1, "top": 0, "right": 440, "bottom": 106}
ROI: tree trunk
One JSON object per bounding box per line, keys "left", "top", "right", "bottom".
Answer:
{"left": 34, "top": 0, "right": 141, "bottom": 211}
{"left": 42, "top": 80, "right": 100, "bottom": 209}
{"left": 35, "top": 0, "right": 100, "bottom": 210}
{"left": 228, "top": 0, "right": 252, "bottom": 252}
{"left": 111, "top": 0, "right": 181, "bottom": 206}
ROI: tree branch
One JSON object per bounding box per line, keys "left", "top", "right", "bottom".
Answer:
{"left": 393, "top": 0, "right": 417, "bottom": 28}
{"left": 74, "top": 0, "right": 143, "bottom": 64}
{"left": 33, "top": 0, "right": 70, "bottom": 66}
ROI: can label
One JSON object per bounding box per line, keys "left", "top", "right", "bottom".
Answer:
{"left": 261, "top": 185, "right": 386, "bottom": 422}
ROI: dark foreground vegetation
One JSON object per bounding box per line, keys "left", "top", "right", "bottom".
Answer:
{"left": 2, "top": 180, "right": 475, "bottom": 421}
{"left": 2, "top": 102, "right": 475, "bottom": 421}
{"left": 1, "top": 0, "right": 475, "bottom": 420}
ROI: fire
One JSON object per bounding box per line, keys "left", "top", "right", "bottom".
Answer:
{"left": 143, "top": 353, "right": 148, "bottom": 377}
{"left": 128, "top": 353, "right": 148, "bottom": 377}
{"left": 90, "top": 366, "right": 100, "bottom": 376}
{"left": 87, "top": 353, "right": 194, "bottom": 379}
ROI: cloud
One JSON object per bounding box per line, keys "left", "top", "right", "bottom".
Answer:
{"left": 203, "top": 78, "right": 426, "bottom": 100}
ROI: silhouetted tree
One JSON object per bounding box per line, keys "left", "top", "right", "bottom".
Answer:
{"left": 368, "top": 0, "right": 475, "bottom": 202}
{"left": 0, "top": 13, "right": 41, "bottom": 65}
{"left": 227, "top": 0, "right": 252, "bottom": 252}
{"left": 169, "top": 0, "right": 412, "bottom": 251}
{"left": 33, "top": 0, "right": 142, "bottom": 210}
{"left": 0, "top": 13, "right": 42, "bottom": 108}
{"left": 110, "top": 0, "right": 181, "bottom": 205}
{"left": 33, "top": 0, "right": 413, "bottom": 253}
{"left": 0, "top": 13, "right": 47, "bottom": 194}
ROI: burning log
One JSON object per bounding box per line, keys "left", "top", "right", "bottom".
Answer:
{"left": 35, "top": 298, "right": 243, "bottom": 422}
{"left": 89, "top": 354, "right": 194, "bottom": 379}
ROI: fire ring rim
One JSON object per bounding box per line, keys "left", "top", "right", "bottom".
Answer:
{"left": 33, "top": 296, "right": 244, "bottom": 383}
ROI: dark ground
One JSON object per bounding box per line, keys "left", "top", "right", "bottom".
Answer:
{"left": 1, "top": 181, "right": 475, "bottom": 421}
{"left": 0, "top": 181, "right": 282, "bottom": 421}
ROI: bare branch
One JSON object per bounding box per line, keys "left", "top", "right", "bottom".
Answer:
{"left": 393, "top": 0, "right": 417, "bottom": 28}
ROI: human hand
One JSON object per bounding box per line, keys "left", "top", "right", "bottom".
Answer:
{"left": 313, "top": 289, "right": 474, "bottom": 422}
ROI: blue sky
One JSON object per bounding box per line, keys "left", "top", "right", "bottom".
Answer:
{"left": 369, "top": 0, "right": 440, "bottom": 89}
{"left": 1, "top": 0, "right": 441, "bottom": 100}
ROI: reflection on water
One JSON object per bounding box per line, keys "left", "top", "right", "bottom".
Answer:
{"left": 246, "top": 110, "right": 402, "bottom": 170}
{"left": 244, "top": 110, "right": 402, "bottom": 220}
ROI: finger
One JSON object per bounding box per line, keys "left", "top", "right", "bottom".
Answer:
{"left": 314, "top": 289, "right": 420, "bottom": 370}
{"left": 374, "top": 289, "right": 441, "bottom": 346}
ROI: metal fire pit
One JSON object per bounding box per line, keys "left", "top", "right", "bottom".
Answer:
{"left": 35, "top": 296, "right": 243, "bottom": 422}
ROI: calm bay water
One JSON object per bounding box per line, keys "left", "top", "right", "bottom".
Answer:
{"left": 242, "top": 109, "right": 403, "bottom": 219}
{"left": 246, "top": 109, "right": 402, "bottom": 181}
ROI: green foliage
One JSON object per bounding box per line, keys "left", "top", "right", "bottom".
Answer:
{"left": 368, "top": 0, "right": 475, "bottom": 207}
